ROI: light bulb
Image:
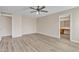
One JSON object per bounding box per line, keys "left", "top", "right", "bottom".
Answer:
{"left": 36, "top": 12, "right": 39, "bottom": 14}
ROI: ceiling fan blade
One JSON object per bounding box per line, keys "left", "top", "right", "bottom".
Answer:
{"left": 29, "top": 7, "right": 36, "bottom": 10}
{"left": 41, "top": 10, "right": 48, "bottom": 13}
{"left": 40, "top": 6, "right": 45, "bottom": 10}
{"left": 30, "top": 11, "right": 37, "bottom": 13}
{"left": 37, "top": 6, "right": 40, "bottom": 9}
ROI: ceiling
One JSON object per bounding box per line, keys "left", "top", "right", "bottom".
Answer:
{"left": 0, "top": 6, "right": 77, "bottom": 17}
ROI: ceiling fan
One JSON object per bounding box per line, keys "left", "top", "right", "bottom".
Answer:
{"left": 29, "top": 6, "right": 48, "bottom": 14}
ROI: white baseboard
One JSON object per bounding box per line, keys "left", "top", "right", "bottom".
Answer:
{"left": 1, "top": 34, "right": 12, "bottom": 37}
{"left": 37, "top": 32, "right": 59, "bottom": 39}
{"left": 12, "top": 35, "right": 22, "bottom": 38}
{"left": 71, "top": 40, "right": 79, "bottom": 43}
{"left": 22, "top": 32, "right": 36, "bottom": 35}
{"left": 12, "top": 33, "right": 37, "bottom": 38}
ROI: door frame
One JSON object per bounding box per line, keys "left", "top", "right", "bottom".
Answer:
{"left": 59, "top": 13, "right": 72, "bottom": 41}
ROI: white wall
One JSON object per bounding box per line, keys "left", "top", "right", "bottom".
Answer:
{"left": 12, "top": 15, "right": 22, "bottom": 38}
{"left": 22, "top": 16, "right": 36, "bottom": 35}
{"left": 37, "top": 15, "right": 59, "bottom": 38}
{"left": 0, "top": 16, "right": 12, "bottom": 37}
{"left": 37, "top": 7, "right": 79, "bottom": 42}
{"left": 12, "top": 15, "right": 36, "bottom": 38}
{"left": 0, "top": 7, "right": 79, "bottom": 43}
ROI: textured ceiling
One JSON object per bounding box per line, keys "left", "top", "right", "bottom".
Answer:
{"left": 0, "top": 6, "right": 77, "bottom": 17}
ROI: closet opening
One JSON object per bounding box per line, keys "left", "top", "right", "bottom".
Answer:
{"left": 0, "top": 14, "right": 12, "bottom": 40}
{"left": 59, "top": 14, "right": 71, "bottom": 41}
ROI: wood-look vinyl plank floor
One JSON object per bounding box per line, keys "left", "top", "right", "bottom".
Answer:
{"left": 0, "top": 33, "right": 79, "bottom": 52}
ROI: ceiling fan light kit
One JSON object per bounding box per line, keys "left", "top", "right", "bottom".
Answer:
{"left": 36, "top": 11, "right": 39, "bottom": 14}
{"left": 29, "top": 6, "right": 48, "bottom": 14}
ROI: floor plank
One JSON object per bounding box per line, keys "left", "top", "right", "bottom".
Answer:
{"left": 0, "top": 33, "right": 79, "bottom": 52}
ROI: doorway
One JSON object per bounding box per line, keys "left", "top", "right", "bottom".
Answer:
{"left": 59, "top": 14, "right": 71, "bottom": 41}
{"left": 0, "top": 15, "right": 12, "bottom": 39}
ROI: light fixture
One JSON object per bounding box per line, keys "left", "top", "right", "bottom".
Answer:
{"left": 29, "top": 6, "right": 48, "bottom": 14}
{"left": 36, "top": 11, "right": 39, "bottom": 14}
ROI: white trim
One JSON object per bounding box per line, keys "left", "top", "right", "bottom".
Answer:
{"left": 22, "top": 32, "right": 37, "bottom": 35}
{"left": 59, "top": 13, "right": 72, "bottom": 40}
{"left": 0, "top": 37, "right": 2, "bottom": 41}
{"left": 71, "top": 40, "right": 79, "bottom": 43}
{"left": 23, "top": 33, "right": 37, "bottom": 35}
{"left": 38, "top": 32, "right": 59, "bottom": 39}
{"left": 59, "top": 16, "right": 60, "bottom": 39}
{"left": 0, "top": 12, "right": 12, "bottom": 17}
{"left": 70, "top": 13, "right": 72, "bottom": 41}
{"left": 1, "top": 34, "right": 12, "bottom": 37}
{"left": 12, "top": 35, "right": 22, "bottom": 38}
